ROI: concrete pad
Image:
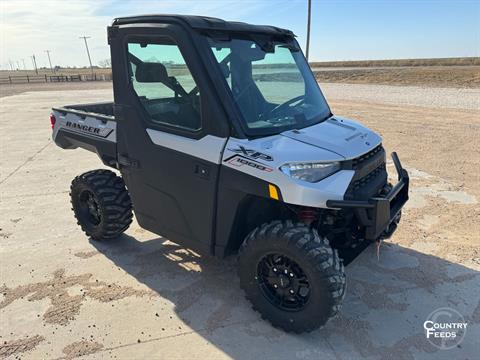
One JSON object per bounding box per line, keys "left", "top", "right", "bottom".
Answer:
{"left": 1, "top": 89, "right": 479, "bottom": 359}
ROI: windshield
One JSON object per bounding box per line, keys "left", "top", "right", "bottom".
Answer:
{"left": 209, "top": 36, "right": 331, "bottom": 136}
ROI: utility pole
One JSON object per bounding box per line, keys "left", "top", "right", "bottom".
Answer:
{"left": 306, "top": 0, "right": 312, "bottom": 61}
{"left": 45, "top": 50, "right": 54, "bottom": 73}
{"left": 79, "top": 36, "right": 94, "bottom": 76}
{"left": 31, "top": 55, "right": 38, "bottom": 74}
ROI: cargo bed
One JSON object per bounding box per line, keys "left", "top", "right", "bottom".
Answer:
{"left": 51, "top": 101, "right": 118, "bottom": 167}
{"left": 53, "top": 101, "right": 115, "bottom": 120}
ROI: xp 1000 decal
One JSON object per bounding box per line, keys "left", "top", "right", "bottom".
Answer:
{"left": 227, "top": 146, "right": 273, "bottom": 162}
{"left": 226, "top": 155, "right": 273, "bottom": 172}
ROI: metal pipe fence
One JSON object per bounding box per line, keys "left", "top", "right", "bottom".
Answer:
{"left": 0, "top": 73, "right": 112, "bottom": 85}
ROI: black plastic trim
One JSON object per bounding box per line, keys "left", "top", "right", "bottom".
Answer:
{"left": 214, "top": 165, "right": 285, "bottom": 257}
{"left": 112, "top": 15, "right": 295, "bottom": 37}
{"left": 55, "top": 128, "right": 117, "bottom": 168}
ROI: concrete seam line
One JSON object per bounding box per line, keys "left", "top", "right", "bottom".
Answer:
{"left": 50, "top": 320, "right": 248, "bottom": 360}
{"left": 1, "top": 190, "right": 70, "bottom": 199}
{"left": 0, "top": 141, "right": 51, "bottom": 185}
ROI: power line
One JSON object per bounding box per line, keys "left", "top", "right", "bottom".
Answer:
{"left": 45, "top": 50, "right": 54, "bottom": 73}
{"left": 79, "top": 36, "right": 94, "bottom": 75}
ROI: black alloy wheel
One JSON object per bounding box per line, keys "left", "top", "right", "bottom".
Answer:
{"left": 256, "top": 253, "right": 310, "bottom": 311}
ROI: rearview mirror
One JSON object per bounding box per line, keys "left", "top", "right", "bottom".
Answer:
{"left": 239, "top": 46, "right": 266, "bottom": 62}
{"left": 232, "top": 42, "right": 266, "bottom": 62}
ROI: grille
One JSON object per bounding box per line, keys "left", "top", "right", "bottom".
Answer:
{"left": 349, "top": 165, "right": 386, "bottom": 192}
{"left": 346, "top": 144, "right": 387, "bottom": 200}
{"left": 352, "top": 144, "right": 384, "bottom": 170}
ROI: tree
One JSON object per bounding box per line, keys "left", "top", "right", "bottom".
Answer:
{"left": 98, "top": 59, "right": 111, "bottom": 68}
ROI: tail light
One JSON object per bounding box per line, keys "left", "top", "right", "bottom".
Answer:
{"left": 49, "top": 114, "right": 56, "bottom": 129}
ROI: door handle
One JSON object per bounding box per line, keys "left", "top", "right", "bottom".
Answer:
{"left": 118, "top": 154, "right": 139, "bottom": 168}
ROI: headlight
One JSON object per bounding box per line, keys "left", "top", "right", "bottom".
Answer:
{"left": 280, "top": 162, "right": 340, "bottom": 182}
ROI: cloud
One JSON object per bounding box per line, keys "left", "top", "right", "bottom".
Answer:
{"left": 1, "top": 0, "right": 113, "bottom": 68}
{"left": 0, "top": 0, "right": 281, "bottom": 69}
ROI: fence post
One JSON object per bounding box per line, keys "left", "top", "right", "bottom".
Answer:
{"left": 94, "top": 73, "right": 97, "bottom": 81}
{"left": 27, "top": 75, "right": 30, "bottom": 83}
{"left": 45, "top": 74, "right": 48, "bottom": 82}
{"left": 9, "top": 76, "right": 12, "bottom": 84}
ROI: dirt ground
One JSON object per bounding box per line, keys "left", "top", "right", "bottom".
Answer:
{"left": 0, "top": 83, "right": 479, "bottom": 359}
{"left": 0, "top": 82, "right": 111, "bottom": 98}
{"left": 314, "top": 66, "right": 480, "bottom": 88}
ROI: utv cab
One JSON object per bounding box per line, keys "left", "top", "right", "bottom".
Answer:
{"left": 51, "top": 14, "right": 409, "bottom": 333}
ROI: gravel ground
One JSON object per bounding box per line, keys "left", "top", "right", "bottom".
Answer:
{"left": 320, "top": 82, "right": 480, "bottom": 110}
{"left": 2, "top": 81, "right": 479, "bottom": 111}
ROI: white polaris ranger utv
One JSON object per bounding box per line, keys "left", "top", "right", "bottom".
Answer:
{"left": 51, "top": 15, "right": 409, "bottom": 333}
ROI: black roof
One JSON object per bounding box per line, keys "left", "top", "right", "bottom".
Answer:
{"left": 112, "top": 14, "right": 295, "bottom": 37}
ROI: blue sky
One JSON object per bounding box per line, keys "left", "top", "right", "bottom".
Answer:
{"left": 1, "top": 0, "right": 479, "bottom": 68}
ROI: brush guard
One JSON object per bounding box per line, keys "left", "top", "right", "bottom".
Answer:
{"left": 326, "top": 152, "right": 409, "bottom": 240}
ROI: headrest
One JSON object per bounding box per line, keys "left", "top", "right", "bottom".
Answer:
{"left": 135, "top": 62, "right": 169, "bottom": 83}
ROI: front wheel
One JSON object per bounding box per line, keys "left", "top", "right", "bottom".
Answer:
{"left": 238, "top": 221, "right": 346, "bottom": 333}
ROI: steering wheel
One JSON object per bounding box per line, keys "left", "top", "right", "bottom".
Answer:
{"left": 265, "top": 95, "right": 305, "bottom": 119}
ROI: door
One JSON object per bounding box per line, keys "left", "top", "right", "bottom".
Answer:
{"left": 110, "top": 25, "right": 229, "bottom": 255}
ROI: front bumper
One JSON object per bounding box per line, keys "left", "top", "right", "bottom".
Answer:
{"left": 326, "top": 152, "right": 409, "bottom": 240}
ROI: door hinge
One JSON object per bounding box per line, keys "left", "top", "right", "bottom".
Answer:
{"left": 107, "top": 26, "right": 118, "bottom": 45}
{"left": 118, "top": 155, "right": 139, "bottom": 168}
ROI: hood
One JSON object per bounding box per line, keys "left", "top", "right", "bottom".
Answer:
{"left": 280, "top": 116, "right": 382, "bottom": 159}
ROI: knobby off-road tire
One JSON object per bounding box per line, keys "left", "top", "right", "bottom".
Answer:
{"left": 238, "top": 220, "right": 346, "bottom": 333}
{"left": 70, "top": 169, "right": 133, "bottom": 240}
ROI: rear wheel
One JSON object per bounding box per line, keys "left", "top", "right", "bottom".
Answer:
{"left": 70, "top": 169, "right": 133, "bottom": 240}
{"left": 238, "top": 220, "right": 346, "bottom": 333}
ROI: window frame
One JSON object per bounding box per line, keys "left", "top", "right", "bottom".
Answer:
{"left": 124, "top": 34, "right": 204, "bottom": 135}
{"left": 207, "top": 36, "right": 332, "bottom": 138}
